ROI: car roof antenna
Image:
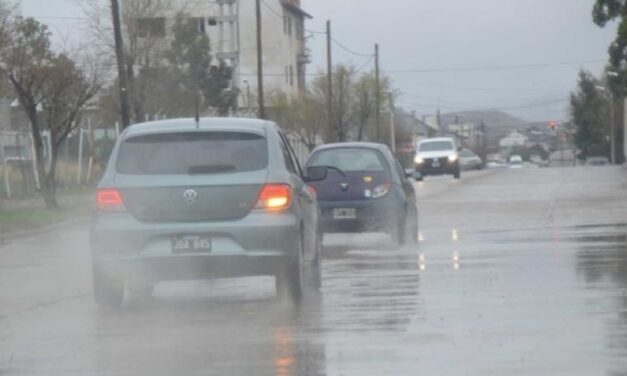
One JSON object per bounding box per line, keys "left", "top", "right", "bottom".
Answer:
{"left": 194, "top": 91, "right": 200, "bottom": 129}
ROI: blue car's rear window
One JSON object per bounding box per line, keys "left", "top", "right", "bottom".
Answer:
{"left": 116, "top": 132, "right": 268, "bottom": 175}
{"left": 308, "top": 148, "right": 386, "bottom": 172}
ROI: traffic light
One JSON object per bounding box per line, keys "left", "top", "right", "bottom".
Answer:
{"left": 549, "top": 121, "right": 557, "bottom": 130}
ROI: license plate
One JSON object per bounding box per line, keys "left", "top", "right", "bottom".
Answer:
{"left": 171, "top": 236, "right": 212, "bottom": 253}
{"left": 333, "top": 208, "right": 356, "bottom": 219}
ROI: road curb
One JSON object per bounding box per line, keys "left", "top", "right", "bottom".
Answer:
{"left": 0, "top": 217, "right": 89, "bottom": 243}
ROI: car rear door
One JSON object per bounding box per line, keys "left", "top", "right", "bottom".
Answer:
{"left": 112, "top": 130, "right": 267, "bottom": 223}
{"left": 306, "top": 147, "right": 392, "bottom": 202}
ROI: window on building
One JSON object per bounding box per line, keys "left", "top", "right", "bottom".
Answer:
{"left": 191, "top": 18, "right": 206, "bottom": 33}
{"left": 284, "top": 15, "right": 292, "bottom": 36}
{"left": 295, "top": 19, "right": 303, "bottom": 40}
{"left": 289, "top": 65, "right": 294, "bottom": 86}
{"left": 136, "top": 17, "right": 166, "bottom": 38}
{"left": 208, "top": 17, "right": 218, "bottom": 26}
{"left": 285, "top": 66, "right": 289, "bottom": 84}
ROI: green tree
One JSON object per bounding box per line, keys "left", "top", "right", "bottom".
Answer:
{"left": 165, "top": 14, "right": 235, "bottom": 116}
{"left": 570, "top": 70, "right": 610, "bottom": 160}
{"left": 593, "top": 0, "right": 627, "bottom": 94}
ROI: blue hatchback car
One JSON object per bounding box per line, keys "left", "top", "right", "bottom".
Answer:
{"left": 305, "top": 143, "right": 418, "bottom": 246}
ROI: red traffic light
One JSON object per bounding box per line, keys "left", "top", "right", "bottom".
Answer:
{"left": 549, "top": 121, "right": 557, "bottom": 130}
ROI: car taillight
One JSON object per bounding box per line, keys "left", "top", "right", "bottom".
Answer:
{"left": 255, "top": 184, "right": 292, "bottom": 210}
{"left": 372, "top": 183, "right": 392, "bottom": 198}
{"left": 96, "top": 189, "right": 126, "bottom": 212}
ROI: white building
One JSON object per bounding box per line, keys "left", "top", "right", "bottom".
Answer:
{"left": 124, "top": 0, "right": 312, "bottom": 108}
{"left": 499, "top": 131, "right": 529, "bottom": 149}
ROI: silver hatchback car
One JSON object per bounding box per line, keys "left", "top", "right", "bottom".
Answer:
{"left": 90, "top": 118, "right": 324, "bottom": 307}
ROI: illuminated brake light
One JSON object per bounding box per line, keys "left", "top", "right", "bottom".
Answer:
{"left": 255, "top": 184, "right": 292, "bottom": 210}
{"left": 96, "top": 189, "right": 126, "bottom": 212}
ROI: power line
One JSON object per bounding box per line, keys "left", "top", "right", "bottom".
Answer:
{"left": 260, "top": 0, "right": 283, "bottom": 18}
{"left": 331, "top": 38, "right": 373, "bottom": 58}
{"left": 305, "top": 29, "right": 326, "bottom": 35}
{"left": 396, "top": 97, "right": 569, "bottom": 112}
{"left": 355, "top": 55, "right": 375, "bottom": 73}
{"left": 384, "top": 59, "right": 606, "bottom": 74}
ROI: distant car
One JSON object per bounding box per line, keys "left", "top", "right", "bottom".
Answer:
{"left": 305, "top": 143, "right": 418, "bottom": 247}
{"left": 459, "top": 149, "right": 483, "bottom": 171}
{"left": 90, "top": 118, "right": 325, "bottom": 307}
{"left": 509, "top": 155, "right": 524, "bottom": 169}
{"left": 486, "top": 160, "right": 506, "bottom": 169}
{"left": 413, "top": 137, "right": 461, "bottom": 180}
{"left": 586, "top": 156, "right": 610, "bottom": 166}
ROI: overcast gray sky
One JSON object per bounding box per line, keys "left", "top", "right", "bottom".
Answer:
{"left": 21, "top": 0, "right": 617, "bottom": 122}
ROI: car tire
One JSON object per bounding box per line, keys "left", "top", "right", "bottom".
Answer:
{"left": 405, "top": 208, "right": 419, "bottom": 245}
{"left": 276, "top": 235, "right": 304, "bottom": 302}
{"left": 454, "top": 167, "right": 461, "bottom": 179}
{"left": 93, "top": 261, "right": 124, "bottom": 308}
{"left": 308, "top": 232, "right": 323, "bottom": 290}
{"left": 390, "top": 214, "right": 405, "bottom": 248}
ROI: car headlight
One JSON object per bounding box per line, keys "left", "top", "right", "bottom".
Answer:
{"left": 448, "top": 154, "right": 458, "bottom": 162}
{"left": 372, "top": 183, "right": 392, "bottom": 198}
{"left": 414, "top": 156, "right": 424, "bottom": 164}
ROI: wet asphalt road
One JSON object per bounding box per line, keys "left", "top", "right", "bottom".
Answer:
{"left": 2, "top": 166, "right": 627, "bottom": 375}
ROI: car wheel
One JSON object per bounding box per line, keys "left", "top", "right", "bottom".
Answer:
{"left": 405, "top": 209, "right": 419, "bottom": 245}
{"left": 276, "top": 235, "right": 304, "bottom": 301}
{"left": 93, "top": 261, "right": 124, "bottom": 308}
{"left": 308, "top": 232, "right": 323, "bottom": 290}
{"left": 390, "top": 214, "right": 405, "bottom": 248}
{"left": 454, "top": 167, "right": 461, "bottom": 179}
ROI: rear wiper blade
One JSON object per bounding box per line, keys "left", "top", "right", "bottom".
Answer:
{"left": 318, "top": 165, "right": 346, "bottom": 177}
{"left": 188, "top": 164, "right": 236, "bottom": 174}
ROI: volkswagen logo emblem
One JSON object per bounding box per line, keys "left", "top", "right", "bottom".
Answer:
{"left": 182, "top": 189, "right": 198, "bottom": 205}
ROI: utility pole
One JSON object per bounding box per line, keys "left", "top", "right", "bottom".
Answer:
{"left": 326, "top": 20, "right": 334, "bottom": 140}
{"left": 610, "top": 96, "right": 616, "bottom": 165}
{"left": 255, "top": 0, "right": 266, "bottom": 119}
{"left": 110, "top": 0, "right": 131, "bottom": 129}
{"left": 375, "top": 43, "right": 381, "bottom": 142}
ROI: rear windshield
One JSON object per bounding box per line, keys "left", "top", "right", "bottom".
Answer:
{"left": 116, "top": 132, "right": 268, "bottom": 175}
{"left": 308, "top": 148, "right": 386, "bottom": 172}
{"left": 419, "top": 141, "right": 455, "bottom": 152}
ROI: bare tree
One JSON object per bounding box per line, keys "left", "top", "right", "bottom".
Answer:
{"left": 354, "top": 72, "right": 391, "bottom": 141}
{"left": 83, "top": 0, "right": 172, "bottom": 123}
{"left": 267, "top": 90, "right": 325, "bottom": 151}
{"left": 1, "top": 18, "right": 106, "bottom": 208}
{"left": 311, "top": 65, "right": 357, "bottom": 142}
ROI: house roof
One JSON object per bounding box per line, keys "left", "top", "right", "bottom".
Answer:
{"left": 281, "top": 1, "right": 313, "bottom": 19}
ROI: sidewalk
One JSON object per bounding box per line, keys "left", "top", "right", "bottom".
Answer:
{"left": 0, "top": 188, "right": 94, "bottom": 237}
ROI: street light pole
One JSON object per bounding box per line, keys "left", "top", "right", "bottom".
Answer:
{"left": 598, "top": 84, "right": 616, "bottom": 164}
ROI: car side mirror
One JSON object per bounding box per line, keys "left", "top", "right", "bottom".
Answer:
{"left": 305, "top": 166, "right": 328, "bottom": 182}
{"left": 404, "top": 169, "right": 414, "bottom": 178}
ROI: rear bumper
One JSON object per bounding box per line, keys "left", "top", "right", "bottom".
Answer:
{"left": 95, "top": 253, "right": 287, "bottom": 282}
{"left": 90, "top": 211, "right": 300, "bottom": 280}
{"left": 318, "top": 195, "right": 402, "bottom": 233}
{"left": 415, "top": 161, "right": 459, "bottom": 176}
